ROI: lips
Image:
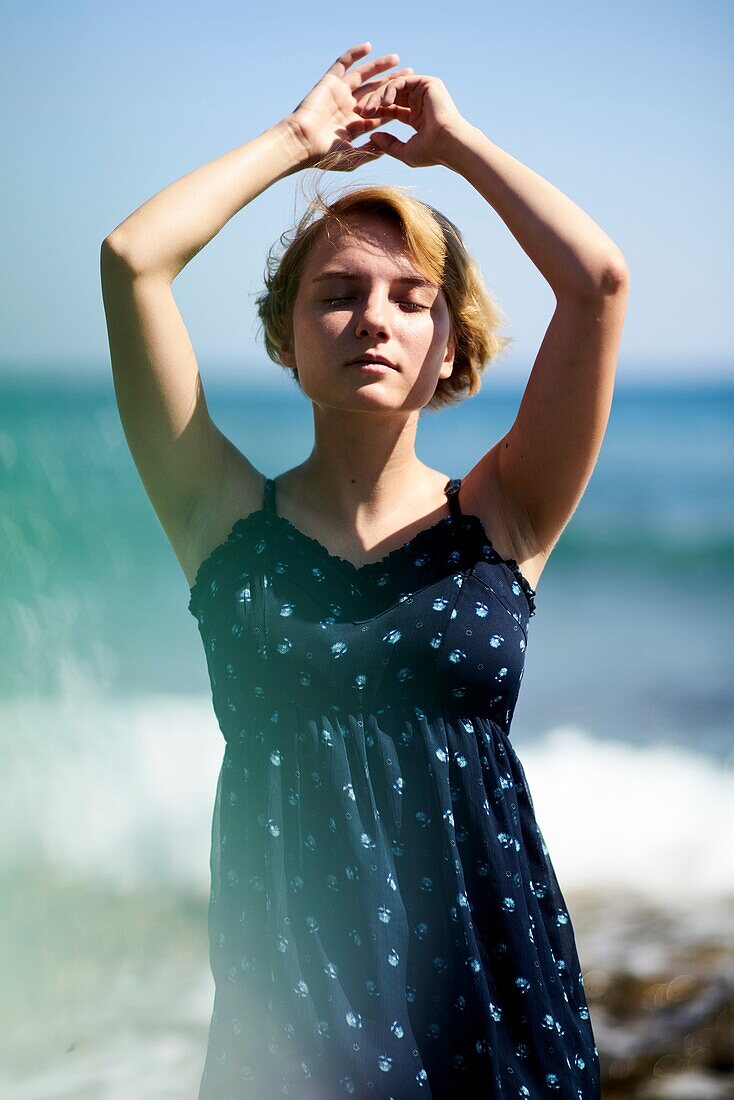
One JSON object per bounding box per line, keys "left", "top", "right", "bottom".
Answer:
{"left": 346, "top": 354, "right": 396, "bottom": 369}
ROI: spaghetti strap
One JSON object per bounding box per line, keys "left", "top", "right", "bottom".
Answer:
{"left": 444, "top": 477, "right": 463, "bottom": 520}
{"left": 263, "top": 476, "right": 277, "bottom": 516}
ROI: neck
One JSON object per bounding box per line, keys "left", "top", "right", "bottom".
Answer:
{"left": 296, "top": 406, "right": 430, "bottom": 518}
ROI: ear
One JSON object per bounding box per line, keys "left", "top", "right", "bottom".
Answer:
{"left": 438, "top": 330, "right": 456, "bottom": 381}
{"left": 279, "top": 344, "right": 296, "bottom": 369}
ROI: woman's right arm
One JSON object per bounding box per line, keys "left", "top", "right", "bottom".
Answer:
{"left": 100, "top": 119, "right": 312, "bottom": 585}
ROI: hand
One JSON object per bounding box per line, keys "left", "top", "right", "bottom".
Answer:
{"left": 355, "top": 74, "right": 468, "bottom": 168}
{"left": 288, "top": 41, "right": 416, "bottom": 172}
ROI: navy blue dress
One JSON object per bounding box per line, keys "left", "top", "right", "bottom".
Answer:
{"left": 188, "top": 475, "right": 600, "bottom": 1099}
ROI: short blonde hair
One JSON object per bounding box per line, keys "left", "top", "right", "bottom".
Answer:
{"left": 255, "top": 168, "right": 512, "bottom": 411}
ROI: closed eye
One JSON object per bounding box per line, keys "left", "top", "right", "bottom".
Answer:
{"left": 323, "top": 297, "right": 428, "bottom": 312}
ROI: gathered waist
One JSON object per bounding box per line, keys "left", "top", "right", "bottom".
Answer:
{"left": 215, "top": 696, "right": 512, "bottom": 748}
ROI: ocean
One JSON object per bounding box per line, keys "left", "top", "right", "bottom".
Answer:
{"left": 1, "top": 373, "right": 732, "bottom": 1097}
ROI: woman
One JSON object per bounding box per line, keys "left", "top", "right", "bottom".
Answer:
{"left": 101, "top": 41, "right": 628, "bottom": 1099}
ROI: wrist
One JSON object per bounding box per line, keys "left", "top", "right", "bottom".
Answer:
{"left": 435, "top": 118, "right": 480, "bottom": 169}
{"left": 279, "top": 114, "right": 321, "bottom": 171}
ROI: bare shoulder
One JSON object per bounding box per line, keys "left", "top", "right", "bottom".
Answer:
{"left": 461, "top": 437, "right": 550, "bottom": 593}
{"left": 178, "top": 439, "right": 266, "bottom": 591}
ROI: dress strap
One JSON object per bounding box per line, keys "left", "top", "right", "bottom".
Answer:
{"left": 263, "top": 476, "right": 278, "bottom": 516}
{"left": 444, "top": 477, "right": 463, "bottom": 520}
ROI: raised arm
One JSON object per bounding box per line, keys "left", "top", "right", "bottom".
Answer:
{"left": 440, "top": 121, "right": 629, "bottom": 580}
{"left": 100, "top": 119, "right": 309, "bottom": 584}
{"left": 356, "top": 75, "right": 630, "bottom": 587}
{"left": 100, "top": 41, "right": 409, "bottom": 588}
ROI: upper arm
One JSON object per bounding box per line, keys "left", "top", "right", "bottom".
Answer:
{"left": 469, "top": 262, "right": 630, "bottom": 573}
{"left": 99, "top": 237, "right": 261, "bottom": 571}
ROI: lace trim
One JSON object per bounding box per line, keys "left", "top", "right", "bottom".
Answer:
{"left": 495, "top": 554, "right": 537, "bottom": 618}
{"left": 268, "top": 510, "right": 460, "bottom": 578}
{"left": 188, "top": 507, "right": 536, "bottom": 619}
{"left": 187, "top": 512, "right": 262, "bottom": 618}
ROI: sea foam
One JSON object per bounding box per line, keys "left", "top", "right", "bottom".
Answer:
{"left": 1, "top": 687, "right": 732, "bottom": 907}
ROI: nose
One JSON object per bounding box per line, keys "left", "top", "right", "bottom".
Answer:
{"left": 355, "top": 291, "right": 392, "bottom": 339}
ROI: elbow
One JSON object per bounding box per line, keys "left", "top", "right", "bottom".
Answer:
{"left": 599, "top": 251, "right": 630, "bottom": 296}
{"left": 557, "top": 251, "right": 631, "bottom": 303}
{"left": 100, "top": 232, "right": 172, "bottom": 282}
{"left": 100, "top": 232, "right": 130, "bottom": 267}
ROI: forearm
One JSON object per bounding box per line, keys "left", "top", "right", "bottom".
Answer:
{"left": 103, "top": 117, "right": 311, "bottom": 283}
{"left": 440, "top": 122, "right": 628, "bottom": 300}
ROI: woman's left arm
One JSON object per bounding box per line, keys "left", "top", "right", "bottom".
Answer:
{"left": 442, "top": 120, "right": 630, "bottom": 565}
{"left": 358, "top": 76, "right": 630, "bottom": 566}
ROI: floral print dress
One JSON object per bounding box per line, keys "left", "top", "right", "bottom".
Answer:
{"left": 187, "top": 475, "right": 600, "bottom": 1099}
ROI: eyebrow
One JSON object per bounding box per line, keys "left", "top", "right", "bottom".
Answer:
{"left": 311, "top": 270, "right": 435, "bottom": 289}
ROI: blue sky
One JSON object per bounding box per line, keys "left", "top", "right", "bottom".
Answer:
{"left": 2, "top": 0, "right": 732, "bottom": 384}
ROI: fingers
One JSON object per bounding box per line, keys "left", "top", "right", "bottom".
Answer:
{"left": 359, "top": 75, "right": 417, "bottom": 114}
{"left": 326, "top": 41, "right": 373, "bottom": 79}
{"left": 346, "top": 106, "right": 413, "bottom": 135}
{"left": 354, "top": 67, "right": 414, "bottom": 100}
{"left": 346, "top": 53, "right": 404, "bottom": 91}
{"left": 326, "top": 42, "right": 407, "bottom": 93}
{"left": 368, "top": 131, "right": 406, "bottom": 161}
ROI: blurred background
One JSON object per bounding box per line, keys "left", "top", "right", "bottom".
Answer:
{"left": 1, "top": 1, "right": 732, "bottom": 1097}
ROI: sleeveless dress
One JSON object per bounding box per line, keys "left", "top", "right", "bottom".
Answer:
{"left": 187, "top": 475, "right": 601, "bottom": 1099}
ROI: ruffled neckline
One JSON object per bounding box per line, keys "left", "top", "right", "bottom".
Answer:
{"left": 272, "top": 508, "right": 461, "bottom": 576}
{"left": 188, "top": 506, "right": 536, "bottom": 618}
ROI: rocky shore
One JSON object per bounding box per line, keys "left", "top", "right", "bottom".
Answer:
{"left": 571, "top": 891, "right": 734, "bottom": 1098}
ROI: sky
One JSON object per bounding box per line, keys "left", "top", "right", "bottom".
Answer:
{"left": 1, "top": 0, "right": 732, "bottom": 385}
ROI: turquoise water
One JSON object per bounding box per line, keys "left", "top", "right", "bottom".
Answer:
{"left": 2, "top": 375, "right": 732, "bottom": 739}
{"left": 1, "top": 373, "right": 733, "bottom": 1095}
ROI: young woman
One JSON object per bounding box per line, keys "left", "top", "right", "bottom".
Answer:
{"left": 101, "top": 41, "right": 628, "bottom": 1099}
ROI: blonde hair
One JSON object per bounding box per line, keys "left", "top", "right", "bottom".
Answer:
{"left": 254, "top": 159, "right": 512, "bottom": 411}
